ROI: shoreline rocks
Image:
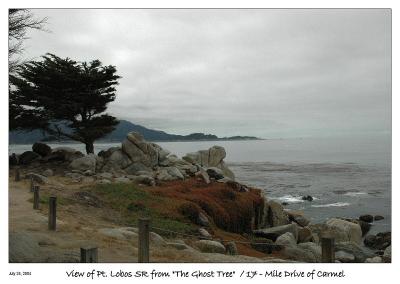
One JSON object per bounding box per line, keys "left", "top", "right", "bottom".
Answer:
{"left": 11, "top": 132, "right": 236, "bottom": 187}
{"left": 325, "top": 218, "right": 362, "bottom": 244}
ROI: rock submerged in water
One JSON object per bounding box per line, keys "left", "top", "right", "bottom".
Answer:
{"left": 301, "top": 195, "right": 313, "bottom": 202}
{"left": 359, "top": 214, "right": 374, "bottom": 223}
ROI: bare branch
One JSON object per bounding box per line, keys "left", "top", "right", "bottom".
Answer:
{"left": 8, "top": 9, "right": 49, "bottom": 71}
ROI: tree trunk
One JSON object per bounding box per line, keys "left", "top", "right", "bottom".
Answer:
{"left": 85, "top": 142, "right": 94, "bottom": 154}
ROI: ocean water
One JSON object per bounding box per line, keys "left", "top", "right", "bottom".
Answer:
{"left": 9, "top": 134, "right": 391, "bottom": 233}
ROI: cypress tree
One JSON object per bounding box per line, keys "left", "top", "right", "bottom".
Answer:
{"left": 9, "top": 53, "right": 120, "bottom": 154}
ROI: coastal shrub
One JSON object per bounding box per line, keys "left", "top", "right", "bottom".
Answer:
{"left": 89, "top": 183, "right": 196, "bottom": 235}
{"left": 152, "top": 179, "right": 265, "bottom": 234}
{"left": 127, "top": 201, "right": 146, "bottom": 212}
{"left": 178, "top": 202, "right": 202, "bottom": 223}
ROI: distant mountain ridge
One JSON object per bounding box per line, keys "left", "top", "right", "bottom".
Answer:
{"left": 9, "top": 119, "right": 260, "bottom": 144}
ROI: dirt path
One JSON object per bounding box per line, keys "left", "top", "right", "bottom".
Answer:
{"left": 9, "top": 177, "right": 278, "bottom": 263}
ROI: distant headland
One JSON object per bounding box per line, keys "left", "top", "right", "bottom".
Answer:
{"left": 9, "top": 119, "right": 261, "bottom": 144}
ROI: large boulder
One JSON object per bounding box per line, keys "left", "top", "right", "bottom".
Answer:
{"left": 365, "top": 256, "right": 382, "bottom": 263}
{"left": 48, "top": 147, "right": 84, "bottom": 162}
{"left": 325, "top": 218, "right": 362, "bottom": 244}
{"left": 298, "top": 227, "right": 314, "bottom": 243}
{"left": 382, "top": 245, "right": 391, "bottom": 263}
{"left": 359, "top": 214, "right": 374, "bottom": 223}
{"left": 261, "top": 200, "right": 289, "bottom": 228}
{"left": 128, "top": 175, "right": 155, "bottom": 186}
{"left": 121, "top": 132, "right": 158, "bottom": 167}
{"left": 98, "top": 147, "right": 120, "bottom": 159}
{"left": 208, "top": 146, "right": 226, "bottom": 166}
{"left": 287, "top": 210, "right": 310, "bottom": 227}
{"left": 206, "top": 167, "right": 224, "bottom": 180}
{"left": 32, "top": 142, "right": 52, "bottom": 157}
{"left": 182, "top": 146, "right": 235, "bottom": 180}
{"left": 219, "top": 161, "right": 235, "bottom": 180}
{"left": 124, "top": 162, "right": 151, "bottom": 175}
{"left": 195, "top": 240, "right": 226, "bottom": 254}
{"left": 281, "top": 245, "right": 318, "bottom": 262}
{"left": 335, "top": 250, "right": 355, "bottom": 263}
{"left": 9, "top": 153, "right": 19, "bottom": 166}
{"left": 25, "top": 173, "right": 49, "bottom": 184}
{"left": 156, "top": 167, "right": 184, "bottom": 181}
{"left": 69, "top": 154, "right": 97, "bottom": 172}
{"left": 104, "top": 149, "right": 132, "bottom": 169}
{"left": 297, "top": 242, "right": 322, "bottom": 262}
{"left": 275, "top": 232, "right": 297, "bottom": 246}
{"left": 363, "top": 232, "right": 391, "bottom": 250}
{"left": 334, "top": 241, "right": 374, "bottom": 263}
{"left": 19, "top": 151, "right": 41, "bottom": 165}
{"left": 98, "top": 227, "right": 138, "bottom": 240}
{"left": 357, "top": 220, "right": 371, "bottom": 236}
{"left": 253, "top": 223, "right": 298, "bottom": 241}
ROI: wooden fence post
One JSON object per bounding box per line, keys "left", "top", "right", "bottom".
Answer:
{"left": 225, "top": 242, "right": 238, "bottom": 255}
{"left": 80, "top": 247, "right": 98, "bottom": 263}
{"left": 321, "top": 236, "right": 335, "bottom": 263}
{"left": 30, "top": 176, "right": 34, "bottom": 192}
{"left": 138, "top": 218, "right": 150, "bottom": 263}
{"left": 33, "top": 185, "right": 40, "bottom": 210}
{"left": 48, "top": 196, "right": 57, "bottom": 231}
{"left": 15, "top": 168, "right": 20, "bottom": 182}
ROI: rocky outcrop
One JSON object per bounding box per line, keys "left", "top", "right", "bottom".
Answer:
{"left": 122, "top": 132, "right": 159, "bottom": 167}
{"left": 13, "top": 132, "right": 237, "bottom": 186}
{"left": 334, "top": 241, "right": 374, "bottom": 262}
{"left": 92, "top": 132, "right": 235, "bottom": 183}
{"left": 298, "top": 227, "right": 313, "bottom": 243}
{"left": 9, "top": 153, "right": 19, "bottom": 166}
{"left": 253, "top": 223, "right": 298, "bottom": 241}
{"left": 383, "top": 245, "right": 391, "bottom": 263}
{"left": 363, "top": 232, "right": 391, "bottom": 250}
{"left": 275, "top": 232, "right": 297, "bottom": 246}
{"left": 182, "top": 146, "right": 235, "bottom": 180}
{"left": 335, "top": 250, "right": 355, "bottom": 263}
{"left": 19, "top": 151, "right": 41, "bottom": 165}
{"left": 359, "top": 214, "right": 373, "bottom": 223}
{"left": 32, "top": 142, "right": 52, "bottom": 157}
{"left": 281, "top": 245, "right": 319, "bottom": 262}
{"left": 325, "top": 218, "right": 362, "bottom": 244}
{"left": 194, "top": 240, "right": 226, "bottom": 254}
{"left": 261, "top": 200, "right": 289, "bottom": 228}
{"left": 70, "top": 154, "right": 97, "bottom": 172}
{"left": 49, "top": 147, "right": 84, "bottom": 162}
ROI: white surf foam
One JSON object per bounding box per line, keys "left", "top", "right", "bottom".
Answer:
{"left": 274, "top": 195, "right": 304, "bottom": 203}
{"left": 343, "top": 192, "right": 367, "bottom": 197}
{"left": 311, "top": 202, "right": 350, "bottom": 208}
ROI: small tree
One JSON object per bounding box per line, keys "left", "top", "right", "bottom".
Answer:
{"left": 10, "top": 53, "right": 120, "bottom": 154}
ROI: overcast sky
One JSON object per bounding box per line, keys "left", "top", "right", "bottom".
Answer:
{"left": 22, "top": 9, "right": 391, "bottom": 138}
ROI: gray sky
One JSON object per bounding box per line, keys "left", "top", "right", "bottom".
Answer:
{"left": 22, "top": 9, "right": 391, "bottom": 138}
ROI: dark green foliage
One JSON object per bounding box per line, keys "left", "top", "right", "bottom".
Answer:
{"left": 9, "top": 53, "right": 120, "bottom": 153}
